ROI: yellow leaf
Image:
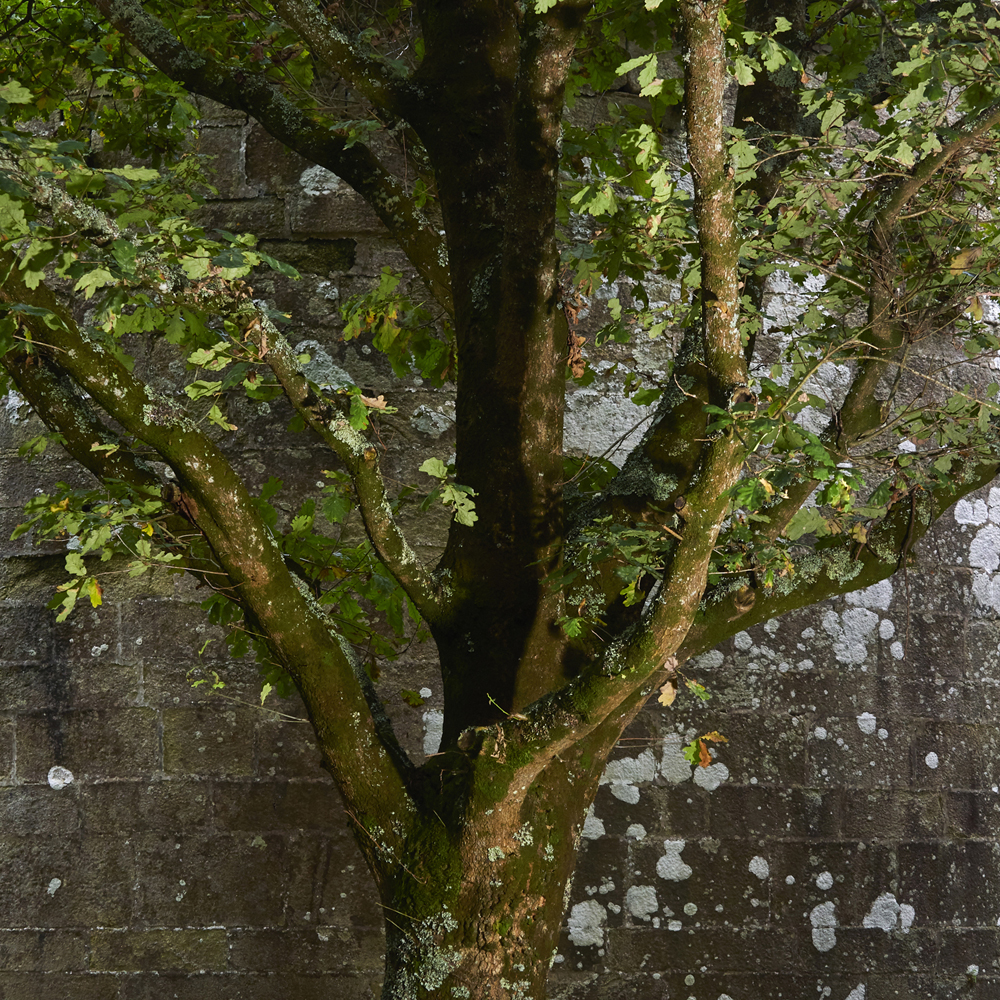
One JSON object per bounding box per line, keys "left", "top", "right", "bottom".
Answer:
{"left": 87, "top": 577, "right": 102, "bottom": 608}
{"left": 701, "top": 731, "right": 728, "bottom": 744}
{"left": 969, "top": 295, "right": 984, "bottom": 322}
{"left": 142, "top": 522, "right": 154, "bottom": 536}
{"left": 49, "top": 498, "right": 69, "bottom": 512}
{"left": 760, "top": 477, "right": 774, "bottom": 495}
{"left": 657, "top": 680, "right": 677, "bottom": 707}
{"left": 949, "top": 246, "right": 982, "bottom": 276}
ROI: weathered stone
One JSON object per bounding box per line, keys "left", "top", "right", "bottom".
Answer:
{"left": 16, "top": 708, "right": 159, "bottom": 782}
{"left": 89, "top": 928, "right": 228, "bottom": 973}
{"left": 132, "top": 832, "right": 288, "bottom": 926}
{"left": 194, "top": 197, "right": 287, "bottom": 239}
{"left": 163, "top": 706, "right": 255, "bottom": 777}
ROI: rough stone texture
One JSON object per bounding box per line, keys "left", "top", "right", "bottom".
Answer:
{"left": 1, "top": 102, "right": 999, "bottom": 999}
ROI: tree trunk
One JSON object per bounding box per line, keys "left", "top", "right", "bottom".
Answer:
{"left": 359, "top": 724, "right": 612, "bottom": 1000}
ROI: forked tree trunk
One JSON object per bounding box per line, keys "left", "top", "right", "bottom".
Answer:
{"left": 372, "top": 747, "right": 606, "bottom": 1000}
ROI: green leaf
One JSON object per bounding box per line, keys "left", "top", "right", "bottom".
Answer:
{"left": 74, "top": 267, "right": 115, "bottom": 300}
{"left": 419, "top": 458, "right": 448, "bottom": 480}
{"left": 0, "top": 80, "right": 33, "bottom": 104}
{"left": 321, "top": 492, "right": 352, "bottom": 525}
{"left": 349, "top": 392, "right": 369, "bottom": 430}
{"left": 733, "top": 56, "right": 757, "bottom": 86}
{"left": 65, "top": 552, "right": 86, "bottom": 577}
{"left": 206, "top": 404, "right": 237, "bottom": 431}
{"left": 684, "top": 678, "right": 711, "bottom": 702}
{"left": 0, "top": 194, "right": 28, "bottom": 237}
{"left": 211, "top": 248, "right": 247, "bottom": 268}
{"left": 185, "top": 380, "right": 223, "bottom": 400}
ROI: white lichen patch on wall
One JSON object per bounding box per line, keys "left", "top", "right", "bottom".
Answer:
{"left": 298, "top": 165, "right": 346, "bottom": 196}
{"left": 862, "top": 892, "right": 914, "bottom": 933}
{"left": 845, "top": 579, "right": 893, "bottom": 612}
{"left": 2, "top": 390, "right": 29, "bottom": 424}
{"left": 956, "top": 488, "right": 1000, "bottom": 612}
{"left": 295, "top": 339, "right": 355, "bottom": 391}
{"left": 567, "top": 899, "right": 606, "bottom": 947}
{"left": 856, "top": 713, "right": 877, "bottom": 735}
{"left": 625, "top": 885, "right": 658, "bottom": 922}
{"left": 692, "top": 762, "right": 729, "bottom": 791}
{"left": 810, "top": 901, "right": 838, "bottom": 952}
{"left": 655, "top": 840, "right": 692, "bottom": 881}
{"left": 47, "top": 766, "right": 74, "bottom": 790}
{"left": 821, "top": 608, "right": 880, "bottom": 666}
{"left": 581, "top": 804, "right": 605, "bottom": 840}
{"left": 422, "top": 710, "right": 443, "bottom": 756}
{"left": 600, "top": 748, "right": 657, "bottom": 804}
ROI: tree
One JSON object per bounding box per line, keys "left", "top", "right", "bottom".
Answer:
{"left": 2, "top": 0, "right": 1000, "bottom": 995}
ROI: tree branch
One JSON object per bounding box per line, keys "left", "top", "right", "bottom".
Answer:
{"left": 759, "top": 101, "right": 1000, "bottom": 543}
{"left": 838, "top": 99, "right": 1000, "bottom": 444}
{"left": 2, "top": 347, "right": 162, "bottom": 491}
{"left": 87, "top": 0, "right": 452, "bottom": 312}
{"left": 681, "top": 450, "right": 1000, "bottom": 656}
{"left": 247, "top": 315, "right": 448, "bottom": 626}
{"left": 0, "top": 344, "right": 243, "bottom": 594}
{"left": 682, "top": 0, "right": 748, "bottom": 397}
{"left": 2, "top": 140, "right": 442, "bottom": 626}
{"left": 518, "top": 447, "right": 1000, "bottom": 766}
{"left": 0, "top": 250, "right": 415, "bottom": 826}
{"left": 273, "top": 0, "right": 414, "bottom": 121}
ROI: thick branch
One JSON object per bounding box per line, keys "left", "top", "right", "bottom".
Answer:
{"left": 838, "top": 99, "right": 1000, "bottom": 443}
{"left": 273, "top": 0, "right": 414, "bottom": 120}
{"left": 1, "top": 345, "right": 241, "bottom": 592}
{"left": 683, "top": 0, "right": 748, "bottom": 396}
{"left": 250, "top": 317, "right": 447, "bottom": 625}
{"left": 88, "top": 0, "right": 452, "bottom": 312}
{"left": 681, "top": 451, "right": 1000, "bottom": 655}
{"left": 2, "top": 347, "right": 162, "bottom": 491}
{"left": 759, "top": 102, "right": 1000, "bottom": 540}
{"left": 624, "top": 2, "right": 748, "bottom": 653}
{"left": 0, "top": 252, "right": 414, "bottom": 827}
{"left": 520, "top": 448, "right": 1000, "bottom": 766}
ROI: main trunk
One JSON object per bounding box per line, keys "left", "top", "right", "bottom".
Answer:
{"left": 406, "top": 0, "right": 589, "bottom": 737}
{"left": 371, "top": 743, "right": 607, "bottom": 1000}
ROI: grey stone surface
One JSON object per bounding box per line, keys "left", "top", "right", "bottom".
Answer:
{"left": 0, "top": 105, "right": 998, "bottom": 1000}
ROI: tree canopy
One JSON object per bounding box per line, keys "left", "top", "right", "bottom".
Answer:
{"left": 2, "top": 0, "right": 1000, "bottom": 996}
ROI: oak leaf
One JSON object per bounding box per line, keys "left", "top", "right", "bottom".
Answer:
{"left": 657, "top": 680, "right": 677, "bottom": 707}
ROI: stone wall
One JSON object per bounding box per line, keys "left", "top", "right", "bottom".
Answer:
{"left": 1, "top": 103, "right": 999, "bottom": 999}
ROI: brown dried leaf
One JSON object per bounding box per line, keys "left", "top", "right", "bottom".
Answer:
{"left": 657, "top": 680, "right": 677, "bottom": 707}
{"left": 567, "top": 333, "right": 587, "bottom": 379}
{"left": 361, "top": 394, "right": 388, "bottom": 409}
{"left": 697, "top": 740, "right": 712, "bottom": 768}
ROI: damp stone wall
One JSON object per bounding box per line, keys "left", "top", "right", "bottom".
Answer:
{"left": 0, "top": 101, "right": 999, "bottom": 1000}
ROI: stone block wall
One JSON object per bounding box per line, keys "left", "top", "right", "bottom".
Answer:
{"left": 1, "top": 102, "right": 999, "bottom": 999}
